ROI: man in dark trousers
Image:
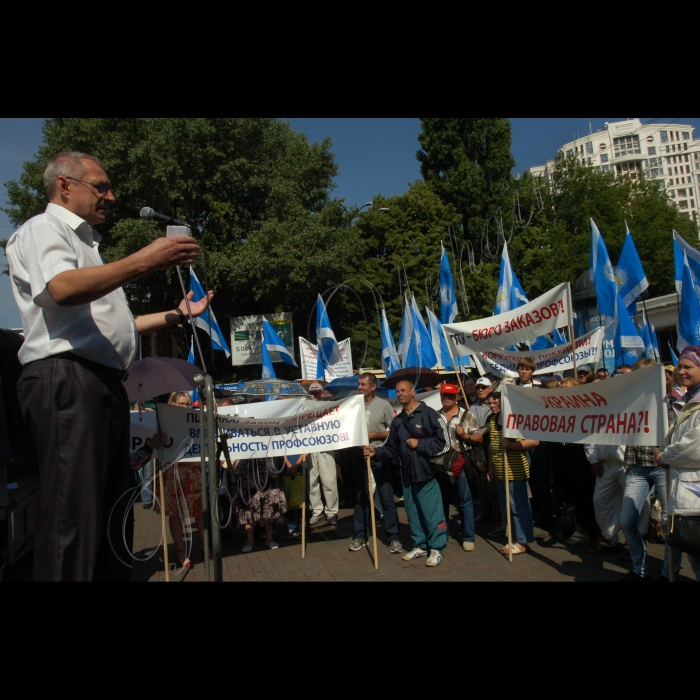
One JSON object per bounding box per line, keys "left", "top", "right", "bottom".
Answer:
{"left": 364, "top": 379, "right": 449, "bottom": 567}
{"left": 6, "top": 151, "right": 213, "bottom": 581}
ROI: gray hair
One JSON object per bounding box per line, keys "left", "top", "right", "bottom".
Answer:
{"left": 43, "top": 151, "right": 106, "bottom": 197}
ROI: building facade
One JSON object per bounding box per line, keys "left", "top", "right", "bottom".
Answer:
{"left": 530, "top": 119, "right": 700, "bottom": 222}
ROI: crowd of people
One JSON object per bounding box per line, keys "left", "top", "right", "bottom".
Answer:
{"left": 142, "top": 353, "right": 700, "bottom": 582}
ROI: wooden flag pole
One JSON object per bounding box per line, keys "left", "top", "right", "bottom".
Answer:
{"left": 503, "top": 453, "right": 513, "bottom": 563}
{"left": 667, "top": 466, "right": 675, "bottom": 582}
{"left": 157, "top": 461, "right": 170, "bottom": 582}
{"left": 567, "top": 283, "right": 578, "bottom": 378}
{"left": 301, "top": 456, "right": 308, "bottom": 559}
{"left": 367, "top": 456, "right": 379, "bottom": 570}
{"left": 441, "top": 324, "right": 471, "bottom": 409}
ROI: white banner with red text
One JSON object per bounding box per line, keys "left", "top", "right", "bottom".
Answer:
{"left": 472, "top": 327, "right": 604, "bottom": 378}
{"left": 442, "top": 283, "right": 572, "bottom": 356}
{"left": 500, "top": 364, "right": 666, "bottom": 446}
{"left": 156, "top": 394, "right": 368, "bottom": 463}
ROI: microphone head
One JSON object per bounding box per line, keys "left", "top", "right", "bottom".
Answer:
{"left": 140, "top": 207, "right": 154, "bottom": 221}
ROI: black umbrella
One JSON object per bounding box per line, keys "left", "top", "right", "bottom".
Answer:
{"left": 381, "top": 367, "right": 443, "bottom": 390}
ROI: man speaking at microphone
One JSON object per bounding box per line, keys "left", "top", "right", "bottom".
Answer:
{"left": 5, "top": 151, "right": 213, "bottom": 581}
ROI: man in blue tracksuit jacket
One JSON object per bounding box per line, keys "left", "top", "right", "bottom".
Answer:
{"left": 364, "top": 379, "right": 450, "bottom": 566}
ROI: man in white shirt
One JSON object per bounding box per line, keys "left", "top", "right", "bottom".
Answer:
{"left": 6, "top": 151, "right": 212, "bottom": 581}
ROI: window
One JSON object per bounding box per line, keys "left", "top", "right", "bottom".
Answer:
{"left": 648, "top": 147, "right": 656, "bottom": 155}
{"left": 678, "top": 189, "right": 687, "bottom": 197}
{"left": 667, "top": 146, "right": 671, "bottom": 153}
{"left": 670, "top": 190, "right": 676, "bottom": 198}
{"left": 688, "top": 165, "right": 692, "bottom": 173}
{"left": 669, "top": 168, "right": 674, "bottom": 176}
{"left": 661, "top": 131, "right": 669, "bottom": 143}
{"left": 566, "top": 149, "right": 574, "bottom": 157}
{"left": 586, "top": 142, "right": 594, "bottom": 155}
{"left": 679, "top": 200, "right": 689, "bottom": 209}
{"left": 660, "top": 180, "right": 666, "bottom": 187}
{"left": 696, "top": 163, "right": 700, "bottom": 170}
{"left": 686, "top": 154, "right": 690, "bottom": 163}
{"left": 683, "top": 132, "right": 689, "bottom": 140}
{"left": 601, "top": 153, "right": 609, "bottom": 162}
{"left": 614, "top": 135, "right": 641, "bottom": 157}
{"left": 693, "top": 200, "right": 696, "bottom": 208}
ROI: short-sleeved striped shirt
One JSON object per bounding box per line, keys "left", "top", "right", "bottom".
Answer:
{"left": 489, "top": 415, "right": 530, "bottom": 481}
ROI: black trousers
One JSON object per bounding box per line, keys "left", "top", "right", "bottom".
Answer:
{"left": 17, "top": 356, "right": 133, "bottom": 581}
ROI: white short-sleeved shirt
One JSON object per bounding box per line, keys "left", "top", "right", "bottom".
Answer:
{"left": 5, "top": 203, "right": 138, "bottom": 369}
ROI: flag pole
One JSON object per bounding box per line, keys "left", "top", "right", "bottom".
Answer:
{"left": 503, "top": 453, "right": 513, "bottom": 563}
{"left": 301, "top": 455, "right": 308, "bottom": 559}
{"left": 567, "top": 283, "right": 578, "bottom": 377}
{"left": 367, "top": 457, "right": 379, "bottom": 570}
{"left": 641, "top": 299, "right": 659, "bottom": 362}
{"left": 157, "top": 460, "right": 170, "bottom": 582}
{"left": 441, "top": 325, "right": 470, "bottom": 410}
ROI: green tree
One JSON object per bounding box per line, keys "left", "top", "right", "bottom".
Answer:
{"left": 417, "top": 118, "right": 515, "bottom": 242}
{"left": 2, "top": 118, "right": 362, "bottom": 380}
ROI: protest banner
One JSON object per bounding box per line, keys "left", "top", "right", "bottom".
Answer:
{"left": 500, "top": 364, "right": 666, "bottom": 446}
{"left": 442, "top": 283, "right": 573, "bottom": 356}
{"left": 157, "top": 394, "right": 369, "bottom": 463}
{"left": 130, "top": 409, "right": 162, "bottom": 452}
{"left": 473, "top": 327, "right": 604, "bottom": 378}
{"left": 299, "top": 337, "right": 353, "bottom": 380}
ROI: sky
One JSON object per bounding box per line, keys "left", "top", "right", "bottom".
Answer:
{"left": 1, "top": 117, "right": 699, "bottom": 329}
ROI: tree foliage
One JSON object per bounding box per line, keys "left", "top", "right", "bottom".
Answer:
{"left": 2, "top": 118, "right": 363, "bottom": 380}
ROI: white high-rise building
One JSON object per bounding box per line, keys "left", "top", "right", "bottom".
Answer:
{"left": 530, "top": 119, "right": 700, "bottom": 222}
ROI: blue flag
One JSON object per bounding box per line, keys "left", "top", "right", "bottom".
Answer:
{"left": 262, "top": 318, "right": 296, "bottom": 367}
{"left": 590, "top": 219, "right": 617, "bottom": 329}
{"left": 398, "top": 297, "right": 413, "bottom": 368}
{"left": 651, "top": 322, "right": 660, "bottom": 358}
{"left": 638, "top": 318, "right": 654, "bottom": 360}
{"left": 187, "top": 337, "right": 195, "bottom": 365}
{"left": 316, "top": 295, "right": 342, "bottom": 370}
{"left": 261, "top": 336, "right": 276, "bottom": 379}
{"left": 553, "top": 328, "right": 567, "bottom": 346}
{"left": 615, "top": 224, "right": 648, "bottom": 316}
{"left": 529, "top": 334, "right": 553, "bottom": 351}
{"left": 189, "top": 268, "right": 231, "bottom": 357}
{"left": 426, "top": 306, "right": 454, "bottom": 371}
{"left": 668, "top": 342, "right": 679, "bottom": 366}
{"left": 439, "top": 243, "right": 458, "bottom": 324}
{"left": 678, "top": 252, "right": 700, "bottom": 351}
{"left": 380, "top": 308, "right": 401, "bottom": 375}
{"left": 494, "top": 241, "right": 528, "bottom": 314}
{"left": 673, "top": 230, "right": 700, "bottom": 294}
{"left": 405, "top": 296, "right": 438, "bottom": 368}
{"left": 614, "top": 287, "right": 644, "bottom": 365}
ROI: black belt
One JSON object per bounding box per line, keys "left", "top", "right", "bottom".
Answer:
{"left": 49, "top": 352, "right": 129, "bottom": 382}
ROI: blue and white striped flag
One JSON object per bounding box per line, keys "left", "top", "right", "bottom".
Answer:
{"left": 673, "top": 230, "right": 700, "bottom": 294}
{"left": 426, "top": 306, "right": 453, "bottom": 371}
{"left": 677, "top": 251, "right": 700, "bottom": 351}
{"left": 405, "top": 296, "right": 438, "bottom": 368}
{"left": 590, "top": 219, "right": 617, "bottom": 330}
{"left": 189, "top": 267, "right": 231, "bottom": 357}
{"left": 380, "top": 308, "right": 401, "bottom": 375}
{"left": 439, "top": 243, "right": 458, "bottom": 324}
{"left": 615, "top": 224, "right": 648, "bottom": 316}
{"left": 261, "top": 336, "right": 275, "bottom": 379}
{"left": 494, "top": 241, "right": 528, "bottom": 314}
{"left": 262, "top": 318, "right": 296, "bottom": 367}
{"left": 316, "top": 295, "right": 342, "bottom": 369}
{"left": 398, "top": 297, "right": 413, "bottom": 368}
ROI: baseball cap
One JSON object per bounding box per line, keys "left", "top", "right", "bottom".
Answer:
{"left": 475, "top": 377, "right": 492, "bottom": 388}
{"left": 308, "top": 383, "right": 324, "bottom": 392}
{"left": 440, "top": 383, "right": 459, "bottom": 395}
{"left": 577, "top": 364, "right": 592, "bottom": 374}
{"left": 664, "top": 365, "right": 676, "bottom": 373}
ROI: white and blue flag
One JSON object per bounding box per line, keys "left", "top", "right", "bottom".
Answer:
{"left": 261, "top": 336, "right": 275, "bottom": 379}
{"left": 398, "top": 297, "right": 413, "bottom": 368}
{"left": 439, "top": 243, "right": 458, "bottom": 324}
{"left": 615, "top": 224, "right": 648, "bottom": 316}
{"left": 189, "top": 267, "right": 231, "bottom": 357}
{"left": 316, "top": 295, "right": 342, "bottom": 372}
{"left": 494, "top": 241, "right": 528, "bottom": 315}
{"left": 678, "top": 252, "right": 700, "bottom": 351}
{"left": 426, "top": 306, "right": 453, "bottom": 371}
{"left": 590, "top": 219, "right": 617, "bottom": 329}
{"left": 405, "top": 296, "right": 438, "bottom": 369}
{"left": 380, "top": 308, "right": 401, "bottom": 375}
{"left": 262, "top": 318, "right": 296, "bottom": 367}
{"left": 673, "top": 230, "right": 700, "bottom": 294}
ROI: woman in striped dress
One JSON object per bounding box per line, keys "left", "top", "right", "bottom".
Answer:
{"left": 487, "top": 391, "right": 538, "bottom": 555}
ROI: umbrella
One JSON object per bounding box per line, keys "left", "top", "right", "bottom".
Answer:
{"left": 123, "top": 357, "right": 203, "bottom": 403}
{"left": 324, "top": 375, "right": 360, "bottom": 395}
{"left": 380, "top": 367, "right": 443, "bottom": 390}
{"left": 238, "top": 379, "right": 308, "bottom": 397}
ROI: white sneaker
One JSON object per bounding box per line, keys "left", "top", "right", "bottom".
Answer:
{"left": 266, "top": 541, "right": 279, "bottom": 550}
{"left": 425, "top": 549, "right": 443, "bottom": 567}
{"left": 402, "top": 547, "right": 427, "bottom": 561}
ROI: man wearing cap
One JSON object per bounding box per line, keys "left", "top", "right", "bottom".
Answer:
{"left": 307, "top": 383, "right": 340, "bottom": 527}
{"left": 577, "top": 364, "right": 593, "bottom": 384}
{"left": 348, "top": 373, "right": 402, "bottom": 553}
{"left": 436, "top": 383, "right": 476, "bottom": 551}
{"left": 457, "top": 377, "right": 493, "bottom": 522}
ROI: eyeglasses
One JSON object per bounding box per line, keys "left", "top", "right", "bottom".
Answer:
{"left": 476, "top": 386, "right": 490, "bottom": 390}
{"left": 65, "top": 177, "right": 114, "bottom": 196}
{"left": 440, "top": 394, "right": 457, "bottom": 399}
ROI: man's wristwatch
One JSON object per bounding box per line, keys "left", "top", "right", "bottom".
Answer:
{"left": 175, "top": 308, "right": 187, "bottom": 324}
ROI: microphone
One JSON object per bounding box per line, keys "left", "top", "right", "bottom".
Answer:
{"left": 140, "top": 207, "right": 189, "bottom": 228}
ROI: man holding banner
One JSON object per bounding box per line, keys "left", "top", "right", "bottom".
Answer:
{"left": 364, "top": 380, "right": 449, "bottom": 567}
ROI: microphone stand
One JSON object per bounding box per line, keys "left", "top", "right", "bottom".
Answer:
{"left": 174, "top": 263, "right": 223, "bottom": 583}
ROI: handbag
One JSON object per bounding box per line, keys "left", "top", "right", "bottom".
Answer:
{"left": 281, "top": 474, "right": 304, "bottom": 510}
{"left": 666, "top": 513, "right": 700, "bottom": 556}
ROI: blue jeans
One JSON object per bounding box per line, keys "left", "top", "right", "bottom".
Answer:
{"left": 140, "top": 458, "right": 154, "bottom": 507}
{"left": 353, "top": 456, "right": 399, "bottom": 542}
{"left": 435, "top": 470, "right": 475, "bottom": 543}
{"left": 621, "top": 465, "right": 700, "bottom": 579}
{"left": 403, "top": 479, "right": 448, "bottom": 552}
{"left": 496, "top": 479, "right": 534, "bottom": 544}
